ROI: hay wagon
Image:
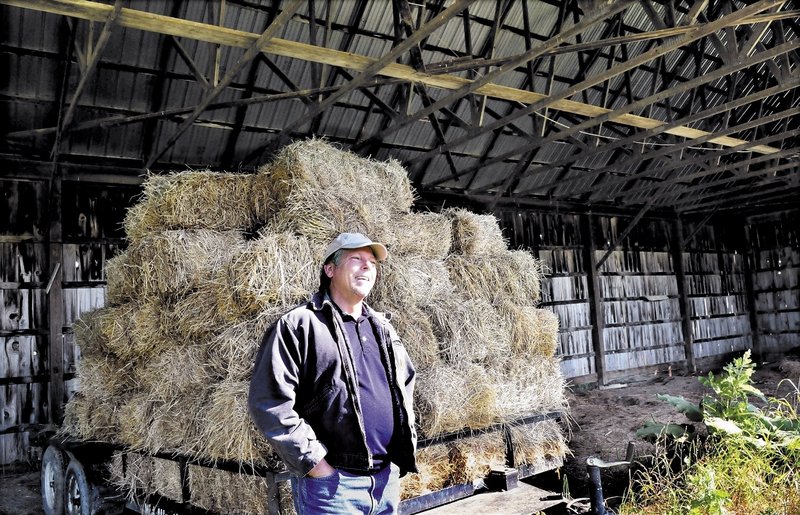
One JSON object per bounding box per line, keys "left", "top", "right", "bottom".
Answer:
{"left": 38, "top": 410, "right": 564, "bottom": 515}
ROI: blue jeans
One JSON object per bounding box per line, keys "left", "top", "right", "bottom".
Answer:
{"left": 291, "top": 464, "right": 400, "bottom": 514}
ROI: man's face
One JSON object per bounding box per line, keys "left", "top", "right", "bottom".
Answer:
{"left": 324, "top": 248, "right": 378, "bottom": 303}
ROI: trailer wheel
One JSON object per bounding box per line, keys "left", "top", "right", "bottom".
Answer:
{"left": 41, "top": 444, "right": 66, "bottom": 515}
{"left": 65, "top": 459, "right": 98, "bottom": 515}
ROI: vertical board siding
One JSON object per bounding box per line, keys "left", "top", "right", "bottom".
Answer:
{"left": 595, "top": 216, "right": 685, "bottom": 374}
{"left": 748, "top": 212, "right": 800, "bottom": 355}
{"left": 0, "top": 179, "right": 47, "bottom": 238}
{"left": 681, "top": 219, "right": 752, "bottom": 361}
{"left": 497, "top": 211, "right": 594, "bottom": 379}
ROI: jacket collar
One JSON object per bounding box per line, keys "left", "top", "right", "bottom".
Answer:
{"left": 309, "top": 290, "right": 392, "bottom": 322}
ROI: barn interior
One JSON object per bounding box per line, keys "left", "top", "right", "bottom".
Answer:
{"left": 0, "top": 0, "right": 798, "bottom": 513}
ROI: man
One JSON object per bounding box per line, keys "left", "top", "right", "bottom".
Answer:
{"left": 248, "top": 232, "right": 417, "bottom": 514}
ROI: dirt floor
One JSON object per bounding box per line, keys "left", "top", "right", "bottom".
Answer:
{"left": 1, "top": 356, "right": 798, "bottom": 515}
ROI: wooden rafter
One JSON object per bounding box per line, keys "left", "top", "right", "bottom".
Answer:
{"left": 591, "top": 133, "right": 799, "bottom": 200}
{"left": 485, "top": 0, "right": 787, "bottom": 201}
{"left": 243, "top": 0, "right": 476, "bottom": 165}
{"left": 144, "top": 0, "right": 303, "bottom": 169}
{"left": 428, "top": 43, "right": 798, "bottom": 190}
{"left": 351, "top": 0, "right": 634, "bottom": 155}
{"left": 3, "top": 0, "right": 790, "bottom": 160}
{"left": 52, "top": 0, "right": 123, "bottom": 157}
{"left": 583, "top": 114, "right": 798, "bottom": 202}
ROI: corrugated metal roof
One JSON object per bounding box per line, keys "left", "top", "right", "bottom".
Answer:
{"left": 1, "top": 0, "right": 796, "bottom": 214}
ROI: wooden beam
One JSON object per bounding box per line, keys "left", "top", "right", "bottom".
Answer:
{"left": 595, "top": 200, "right": 654, "bottom": 270}
{"left": 52, "top": 0, "right": 123, "bottom": 156}
{"left": 244, "top": 0, "right": 476, "bottom": 164}
{"left": 417, "top": 0, "right": 789, "bottom": 179}
{"left": 3, "top": 0, "right": 789, "bottom": 156}
{"left": 580, "top": 214, "right": 606, "bottom": 386}
{"left": 592, "top": 129, "right": 800, "bottom": 201}
{"left": 430, "top": 45, "right": 799, "bottom": 190}
{"left": 650, "top": 161, "right": 797, "bottom": 204}
{"left": 46, "top": 173, "right": 65, "bottom": 424}
{"left": 743, "top": 222, "right": 764, "bottom": 363}
{"left": 670, "top": 216, "right": 696, "bottom": 373}
{"left": 580, "top": 106, "right": 798, "bottom": 200}
{"left": 170, "top": 35, "right": 210, "bottom": 89}
{"left": 617, "top": 145, "right": 798, "bottom": 202}
{"left": 145, "top": 0, "right": 303, "bottom": 169}
{"left": 352, "top": 0, "right": 634, "bottom": 154}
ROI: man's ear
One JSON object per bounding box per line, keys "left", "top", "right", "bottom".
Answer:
{"left": 323, "top": 262, "right": 335, "bottom": 278}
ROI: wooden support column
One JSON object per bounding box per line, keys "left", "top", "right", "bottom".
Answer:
{"left": 580, "top": 213, "right": 606, "bottom": 386}
{"left": 46, "top": 174, "right": 64, "bottom": 424}
{"left": 671, "top": 217, "right": 696, "bottom": 373}
{"left": 742, "top": 221, "right": 764, "bottom": 364}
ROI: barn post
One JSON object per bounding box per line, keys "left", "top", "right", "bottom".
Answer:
{"left": 46, "top": 171, "right": 65, "bottom": 424}
{"left": 742, "top": 219, "right": 764, "bottom": 364}
{"left": 670, "top": 216, "right": 696, "bottom": 374}
{"left": 580, "top": 212, "right": 606, "bottom": 386}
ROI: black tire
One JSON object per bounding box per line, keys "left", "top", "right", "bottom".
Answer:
{"left": 65, "top": 459, "right": 98, "bottom": 515}
{"left": 41, "top": 444, "right": 67, "bottom": 515}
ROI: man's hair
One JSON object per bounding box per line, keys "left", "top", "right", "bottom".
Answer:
{"left": 317, "top": 248, "right": 380, "bottom": 292}
{"left": 318, "top": 249, "right": 345, "bottom": 292}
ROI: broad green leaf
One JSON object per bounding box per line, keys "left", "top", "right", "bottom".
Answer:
{"left": 657, "top": 394, "right": 704, "bottom": 422}
{"left": 705, "top": 416, "right": 743, "bottom": 435}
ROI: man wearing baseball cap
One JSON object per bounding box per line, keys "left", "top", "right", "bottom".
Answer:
{"left": 249, "top": 232, "right": 417, "bottom": 514}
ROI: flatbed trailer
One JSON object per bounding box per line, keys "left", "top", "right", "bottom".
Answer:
{"left": 39, "top": 411, "right": 564, "bottom": 515}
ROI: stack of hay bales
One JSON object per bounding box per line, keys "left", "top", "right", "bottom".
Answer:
{"left": 63, "top": 139, "right": 568, "bottom": 513}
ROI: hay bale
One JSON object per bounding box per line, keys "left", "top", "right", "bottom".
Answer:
{"left": 446, "top": 250, "right": 543, "bottom": 305}
{"left": 429, "top": 296, "right": 511, "bottom": 367}
{"left": 170, "top": 283, "right": 231, "bottom": 342}
{"left": 92, "top": 304, "right": 138, "bottom": 361}
{"left": 117, "top": 392, "right": 155, "bottom": 450}
{"left": 400, "top": 443, "right": 452, "bottom": 499}
{"left": 532, "top": 308, "right": 559, "bottom": 357}
{"left": 370, "top": 256, "right": 454, "bottom": 310}
{"left": 197, "top": 380, "right": 279, "bottom": 467}
{"left": 509, "top": 419, "right": 569, "bottom": 469}
{"left": 448, "top": 430, "right": 507, "bottom": 485}
{"left": 108, "top": 452, "right": 183, "bottom": 504}
{"left": 73, "top": 309, "right": 114, "bottom": 359}
{"left": 219, "top": 232, "right": 317, "bottom": 321}
{"left": 123, "top": 171, "right": 275, "bottom": 243}
{"left": 401, "top": 431, "right": 506, "bottom": 499}
{"left": 138, "top": 345, "right": 216, "bottom": 401}
{"left": 189, "top": 466, "right": 271, "bottom": 515}
{"left": 498, "top": 302, "right": 560, "bottom": 358}
{"left": 377, "top": 303, "right": 440, "bottom": 369}
{"left": 501, "top": 356, "right": 569, "bottom": 420}
{"left": 207, "top": 313, "right": 280, "bottom": 382}
{"left": 445, "top": 208, "right": 508, "bottom": 256}
{"left": 414, "top": 364, "right": 499, "bottom": 437}
{"left": 265, "top": 139, "right": 414, "bottom": 244}
{"left": 105, "top": 250, "right": 141, "bottom": 305}
{"left": 145, "top": 392, "right": 209, "bottom": 454}
{"left": 59, "top": 393, "right": 125, "bottom": 443}
{"left": 128, "top": 229, "right": 244, "bottom": 297}
{"left": 387, "top": 211, "right": 452, "bottom": 259}
{"left": 75, "top": 353, "right": 136, "bottom": 399}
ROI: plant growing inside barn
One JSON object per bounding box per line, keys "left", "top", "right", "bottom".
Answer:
{"left": 619, "top": 351, "right": 800, "bottom": 514}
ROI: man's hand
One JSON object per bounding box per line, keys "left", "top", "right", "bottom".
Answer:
{"left": 307, "top": 458, "right": 336, "bottom": 478}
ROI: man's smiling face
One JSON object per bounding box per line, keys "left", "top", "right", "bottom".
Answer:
{"left": 324, "top": 247, "right": 378, "bottom": 303}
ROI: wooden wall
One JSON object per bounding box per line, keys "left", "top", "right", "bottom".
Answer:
{"left": 747, "top": 212, "right": 800, "bottom": 355}
{"left": 498, "top": 208, "right": 800, "bottom": 385}
{"left": 0, "top": 176, "right": 136, "bottom": 465}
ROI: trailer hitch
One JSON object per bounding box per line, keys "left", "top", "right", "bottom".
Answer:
{"left": 586, "top": 441, "right": 635, "bottom": 515}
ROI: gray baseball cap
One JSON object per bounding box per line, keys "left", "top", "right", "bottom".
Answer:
{"left": 323, "top": 232, "right": 388, "bottom": 263}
